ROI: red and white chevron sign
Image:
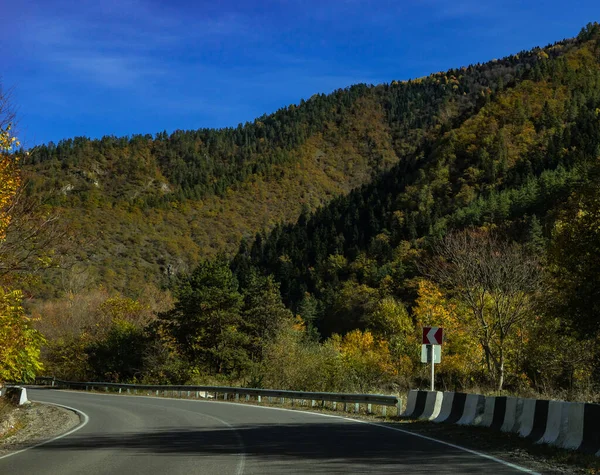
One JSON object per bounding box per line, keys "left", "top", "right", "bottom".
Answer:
{"left": 422, "top": 326, "right": 443, "bottom": 345}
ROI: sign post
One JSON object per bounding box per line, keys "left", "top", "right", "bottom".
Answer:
{"left": 430, "top": 345, "right": 435, "bottom": 391}
{"left": 422, "top": 327, "right": 443, "bottom": 391}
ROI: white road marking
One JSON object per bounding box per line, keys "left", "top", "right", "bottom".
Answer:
{"left": 0, "top": 402, "right": 90, "bottom": 461}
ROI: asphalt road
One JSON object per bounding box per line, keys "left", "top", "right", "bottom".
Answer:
{"left": 0, "top": 389, "right": 537, "bottom": 474}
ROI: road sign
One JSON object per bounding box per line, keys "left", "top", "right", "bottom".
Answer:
{"left": 421, "top": 344, "right": 441, "bottom": 363}
{"left": 422, "top": 326, "right": 443, "bottom": 345}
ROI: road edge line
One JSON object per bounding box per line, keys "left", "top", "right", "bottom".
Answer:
{"left": 0, "top": 402, "right": 90, "bottom": 461}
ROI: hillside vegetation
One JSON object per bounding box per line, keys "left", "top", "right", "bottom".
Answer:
{"left": 13, "top": 23, "right": 600, "bottom": 398}
{"left": 22, "top": 38, "right": 552, "bottom": 296}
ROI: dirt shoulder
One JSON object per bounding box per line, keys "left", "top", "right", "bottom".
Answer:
{"left": 0, "top": 399, "right": 81, "bottom": 457}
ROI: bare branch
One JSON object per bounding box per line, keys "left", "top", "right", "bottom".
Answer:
{"left": 422, "top": 228, "right": 544, "bottom": 390}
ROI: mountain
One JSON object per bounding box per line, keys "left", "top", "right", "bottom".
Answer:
{"left": 20, "top": 27, "right": 581, "bottom": 298}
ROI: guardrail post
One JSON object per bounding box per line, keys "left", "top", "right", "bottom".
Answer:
{"left": 355, "top": 403, "right": 359, "bottom": 413}
{"left": 187, "top": 391, "right": 191, "bottom": 398}
{"left": 236, "top": 393, "right": 240, "bottom": 402}
{"left": 344, "top": 402, "right": 348, "bottom": 412}
{"left": 367, "top": 403, "right": 372, "bottom": 414}
{"left": 245, "top": 394, "right": 250, "bottom": 402}
{"left": 333, "top": 402, "right": 337, "bottom": 411}
{"left": 280, "top": 397, "right": 284, "bottom": 404}
{"left": 382, "top": 406, "right": 387, "bottom": 416}
{"left": 258, "top": 395, "right": 262, "bottom": 403}
{"left": 224, "top": 392, "right": 228, "bottom": 401}
{"left": 396, "top": 397, "right": 402, "bottom": 416}
{"left": 311, "top": 399, "right": 316, "bottom": 407}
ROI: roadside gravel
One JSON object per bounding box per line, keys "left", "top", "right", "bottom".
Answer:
{"left": 0, "top": 401, "right": 80, "bottom": 457}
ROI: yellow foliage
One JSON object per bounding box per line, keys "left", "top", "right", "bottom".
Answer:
{"left": 0, "top": 124, "right": 20, "bottom": 241}
{"left": 0, "top": 288, "right": 45, "bottom": 382}
{"left": 412, "top": 279, "right": 484, "bottom": 386}
{"left": 329, "top": 329, "right": 397, "bottom": 389}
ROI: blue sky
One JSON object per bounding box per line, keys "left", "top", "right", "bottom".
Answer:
{"left": 3, "top": 0, "right": 600, "bottom": 147}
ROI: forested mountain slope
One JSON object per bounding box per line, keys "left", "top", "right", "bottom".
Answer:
{"left": 232, "top": 24, "right": 600, "bottom": 337}
{"left": 20, "top": 34, "right": 562, "bottom": 297}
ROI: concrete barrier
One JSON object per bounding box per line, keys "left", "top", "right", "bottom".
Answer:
{"left": 490, "top": 396, "right": 507, "bottom": 430}
{"left": 474, "top": 396, "right": 495, "bottom": 427}
{"left": 411, "top": 391, "right": 429, "bottom": 419}
{"left": 518, "top": 398, "right": 536, "bottom": 437}
{"left": 419, "top": 391, "right": 443, "bottom": 421}
{"left": 580, "top": 403, "right": 600, "bottom": 454}
{"left": 501, "top": 397, "right": 522, "bottom": 433}
{"left": 407, "top": 388, "right": 599, "bottom": 457}
{"left": 457, "top": 394, "right": 485, "bottom": 426}
{"left": 527, "top": 399, "right": 550, "bottom": 441}
{"left": 432, "top": 392, "right": 454, "bottom": 423}
{"left": 402, "top": 390, "right": 419, "bottom": 417}
{"left": 4, "top": 387, "right": 28, "bottom": 405}
{"left": 557, "top": 402, "right": 585, "bottom": 450}
{"left": 444, "top": 392, "right": 468, "bottom": 424}
{"left": 540, "top": 400, "right": 567, "bottom": 445}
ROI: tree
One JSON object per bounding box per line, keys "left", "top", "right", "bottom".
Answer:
{"left": 161, "top": 258, "right": 247, "bottom": 375}
{"left": 0, "top": 92, "right": 45, "bottom": 382}
{"left": 0, "top": 288, "right": 45, "bottom": 381}
{"left": 425, "top": 229, "right": 543, "bottom": 390}
{"left": 0, "top": 88, "right": 19, "bottom": 244}
{"left": 549, "top": 169, "right": 600, "bottom": 335}
{"left": 329, "top": 329, "right": 396, "bottom": 392}
{"left": 0, "top": 86, "right": 64, "bottom": 285}
{"left": 241, "top": 271, "right": 293, "bottom": 362}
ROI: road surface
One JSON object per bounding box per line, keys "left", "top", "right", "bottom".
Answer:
{"left": 0, "top": 389, "right": 536, "bottom": 474}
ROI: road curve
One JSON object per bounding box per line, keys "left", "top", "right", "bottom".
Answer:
{"left": 0, "top": 389, "right": 536, "bottom": 474}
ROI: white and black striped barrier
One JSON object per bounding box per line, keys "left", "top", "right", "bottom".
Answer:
{"left": 402, "top": 390, "right": 600, "bottom": 456}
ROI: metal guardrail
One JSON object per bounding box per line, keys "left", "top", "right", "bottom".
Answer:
{"left": 34, "top": 377, "right": 401, "bottom": 415}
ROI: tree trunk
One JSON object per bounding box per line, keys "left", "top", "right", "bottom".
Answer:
{"left": 497, "top": 351, "right": 505, "bottom": 392}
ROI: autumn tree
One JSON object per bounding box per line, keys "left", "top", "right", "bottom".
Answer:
{"left": 0, "top": 87, "right": 45, "bottom": 383}
{"left": 425, "top": 230, "right": 543, "bottom": 391}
